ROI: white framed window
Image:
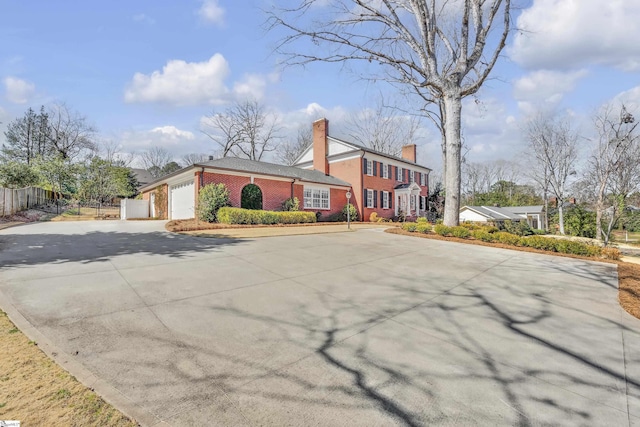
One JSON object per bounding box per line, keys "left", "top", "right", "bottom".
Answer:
{"left": 397, "top": 166, "right": 402, "bottom": 181}
{"left": 382, "top": 162, "right": 388, "bottom": 179}
{"left": 304, "top": 187, "right": 330, "bottom": 210}
{"left": 409, "top": 170, "right": 415, "bottom": 183}
{"left": 366, "top": 159, "right": 373, "bottom": 176}
{"left": 383, "top": 191, "right": 389, "bottom": 209}
{"left": 421, "top": 172, "right": 426, "bottom": 186}
{"left": 366, "top": 189, "right": 374, "bottom": 208}
{"left": 410, "top": 195, "right": 416, "bottom": 210}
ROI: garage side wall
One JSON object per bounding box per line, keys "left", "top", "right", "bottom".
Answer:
{"left": 143, "top": 185, "right": 168, "bottom": 219}
{"left": 200, "top": 172, "right": 293, "bottom": 211}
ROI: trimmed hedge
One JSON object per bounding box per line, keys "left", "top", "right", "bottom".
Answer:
{"left": 217, "top": 207, "right": 316, "bottom": 225}
{"left": 400, "top": 221, "right": 620, "bottom": 260}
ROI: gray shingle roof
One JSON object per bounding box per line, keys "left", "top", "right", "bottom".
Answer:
{"left": 327, "top": 137, "right": 432, "bottom": 171}
{"left": 130, "top": 168, "right": 155, "bottom": 188}
{"left": 196, "top": 157, "right": 351, "bottom": 187}
{"left": 461, "top": 206, "right": 524, "bottom": 221}
{"left": 502, "top": 205, "right": 544, "bottom": 214}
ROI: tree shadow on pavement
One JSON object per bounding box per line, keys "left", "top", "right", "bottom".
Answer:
{"left": 0, "top": 231, "right": 243, "bottom": 268}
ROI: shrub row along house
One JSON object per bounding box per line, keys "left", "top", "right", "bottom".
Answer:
{"left": 138, "top": 118, "right": 432, "bottom": 221}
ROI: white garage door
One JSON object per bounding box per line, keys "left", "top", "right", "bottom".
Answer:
{"left": 170, "top": 180, "right": 195, "bottom": 220}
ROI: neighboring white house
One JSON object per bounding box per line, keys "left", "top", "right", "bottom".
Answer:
{"left": 459, "top": 205, "right": 544, "bottom": 230}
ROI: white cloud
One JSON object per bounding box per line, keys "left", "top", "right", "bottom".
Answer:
{"left": 511, "top": 0, "right": 640, "bottom": 71}
{"left": 610, "top": 85, "right": 640, "bottom": 113}
{"left": 3, "top": 76, "right": 35, "bottom": 104}
{"left": 513, "top": 69, "right": 588, "bottom": 115}
{"left": 233, "top": 74, "right": 267, "bottom": 101}
{"left": 124, "top": 54, "right": 231, "bottom": 106}
{"left": 198, "top": 0, "right": 225, "bottom": 26}
{"left": 150, "top": 126, "right": 195, "bottom": 140}
{"left": 460, "top": 97, "right": 523, "bottom": 162}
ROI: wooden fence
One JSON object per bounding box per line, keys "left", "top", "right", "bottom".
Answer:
{"left": 0, "top": 186, "right": 53, "bottom": 217}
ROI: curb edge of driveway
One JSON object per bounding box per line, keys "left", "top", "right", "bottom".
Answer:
{"left": 0, "top": 287, "right": 165, "bottom": 427}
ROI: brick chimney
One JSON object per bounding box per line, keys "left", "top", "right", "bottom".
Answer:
{"left": 401, "top": 144, "right": 416, "bottom": 163}
{"left": 313, "top": 118, "right": 330, "bottom": 175}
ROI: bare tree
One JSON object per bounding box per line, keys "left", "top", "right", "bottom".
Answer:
{"left": 277, "top": 125, "right": 312, "bottom": 165}
{"left": 140, "top": 146, "right": 174, "bottom": 178}
{"left": 588, "top": 105, "right": 640, "bottom": 245}
{"left": 181, "top": 153, "right": 212, "bottom": 167}
{"left": 525, "top": 115, "right": 579, "bottom": 235}
{"left": 100, "top": 140, "right": 135, "bottom": 167}
{"left": 268, "top": 0, "right": 512, "bottom": 226}
{"left": 46, "top": 102, "right": 96, "bottom": 160}
{"left": 202, "top": 99, "right": 281, "bottom": 161}
{"left": 346, "top": 97, "right": 420, "bottom": 156}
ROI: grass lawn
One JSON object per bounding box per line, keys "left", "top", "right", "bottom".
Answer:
{"left": 0, "top": 311, "right": 138, "bottom": 426}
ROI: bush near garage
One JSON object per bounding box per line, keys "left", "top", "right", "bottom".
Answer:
{"left": 217, "top": 207, "right": 316, "bottom": 225}
{"left": 197, "top": 183, "right": 230, "bottom": 223}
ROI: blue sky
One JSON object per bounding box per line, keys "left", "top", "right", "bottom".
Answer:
{"left": 1, "top": 0, "right": 639, "bottom": 170}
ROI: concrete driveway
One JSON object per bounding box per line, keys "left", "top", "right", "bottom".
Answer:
{"left": 1, "top": 221, "right": 639, "bottom": 426}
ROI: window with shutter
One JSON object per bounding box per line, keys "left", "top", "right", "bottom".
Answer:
{"left": 373, "top": 190, "right": 378, "bottom": 208}
{"left": 382, "top": 191, "right": 389, "bottom": 209}
{"left": 373, "top": 161, "right": 377, "bottom": 176}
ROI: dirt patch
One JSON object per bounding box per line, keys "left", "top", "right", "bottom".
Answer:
{"left": 182, "top": 222, "right": 392, "bottom": 238}
{"left": 0, "top": 311, "right": 138, "bottom": 426}
{"left": 0, "top": 209, "right": 52, "bottom": 228}
{"left": 619, "top": 262, "right": 640, "bottom": 320}
{"left": 386, "top": 228, "right": 640, "bottom": 321}
{"left": 166, "top": 218, "right": 398, "bottom": 233}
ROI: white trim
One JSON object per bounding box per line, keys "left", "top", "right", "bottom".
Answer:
{"left": 303, "top": 185, "right": 331, "bottom": 210}
{"left": 366, "top": 189, "right": 374, "bottom": 208}
{"left": 366, "top": 159, "right": 373, "bottom": 176}
{"left": 383, "top": 191, "right": 389, "bottom": 209}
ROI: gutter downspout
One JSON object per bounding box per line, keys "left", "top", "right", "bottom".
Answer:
{"left": 359, "top": 151, "right": 365, "bottom": 221}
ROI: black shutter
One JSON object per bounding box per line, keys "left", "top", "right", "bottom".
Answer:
{"left": 418, "top": 172, "right": 422, "bottom": 185}
{"left": 363, "top": 157, "right": 367, "bottom": 173}
{"left": 364, "top": 188, "right": 368, "bottom": 207}
{"left": 388, "top": 164, "right": 392, "bottom": 179}
{"left": 373, "top": 161, "right": 377, "bottom": 176}
{"left": 389, "top": 192, "right": 392, "bottom": 209}
{"left": 373, "top": 190, "right": 378, "bottom": 208}
{"left": 380, "top": 191, "right": 384, "bottom": 208}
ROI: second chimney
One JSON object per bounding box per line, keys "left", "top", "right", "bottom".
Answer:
{"left": 401, "top": 144, "right": 416, "bottom": 163}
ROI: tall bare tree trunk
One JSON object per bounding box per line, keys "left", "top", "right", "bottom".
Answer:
{"left": 558, "top": 202, "right": 565, "bottom": 235}
{"left": 443, "top": 93, "right": 462, "bottom": 226}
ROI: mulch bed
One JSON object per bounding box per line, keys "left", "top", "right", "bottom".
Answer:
{"left": 386, "top": 228, "right": 640, "bottom": 321}
{"left": 166, "top": 219, "right": 397, "bottom": 233}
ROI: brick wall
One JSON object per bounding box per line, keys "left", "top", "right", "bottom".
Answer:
{"left": 201, "top": 172, "right": 295, "bottom": 211}
{"left": 293, "top": 184, "right": 349, "bottom": 220}
{"left": 327, "top": 157, "right": 361, "bottom": 216}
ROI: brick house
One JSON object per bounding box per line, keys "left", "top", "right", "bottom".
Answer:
{"left": 139, "top": 157, "right": 351, "bottom": 220}
{"left": 294, "top": 118, "right": 432, "bottom": 220}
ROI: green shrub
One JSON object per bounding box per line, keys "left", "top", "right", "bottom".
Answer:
{"left": 532, "top": 229, "right": 547, "bottom": 235}
{"left": 522, "top": 236, "right": 558, "bottom": 252}
{"left": 483, "top": 225, "right": 500, "bottom": 233}
{"left": 450, "top": 226, "right": 471, "bottom": 238}
{"left": 471, "top": 229, "right": 495, "bottom": 242}
{"left": 415, "top": 223, "right": 431, "bottom": 233}
{"left": 416, "top": 217, "right": 428, "bottom": 223}
{"left": 494, "top": 231, "right": 523, "bottom": 246}
{"left": 402, "top": 222, "right": 417, "bottom": 232}
{"left": 434, "top": 224, "right": 452, "bottom": 236}
{"left": 197, "top": 183, "right": 230, "bottom": 222}
{"left": 217, "top": 207, "right": 316, "bottom": 224}
{"left": 342, "top": 203, "right": 358, "bottom": 222}
{"left": 281, "top": 197, "right": 299, "bottom": 211}
{"left": 502, "top": 220, "right": 533, "bottom": 236}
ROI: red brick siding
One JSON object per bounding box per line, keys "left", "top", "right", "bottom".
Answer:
{"left": 200, "top": 172, "right": 294, "bottom": 211}
{"left": 293, "top": 183, "right": 349, "bottom": 219}
{"left": 143, "top": 184, "right": 168, "bottom": 219}
{"left": 254, "top": 178, "right": 292, "bottom": 211}
{"left": 327, "top": 157, "right": 362, "bottom": 217}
